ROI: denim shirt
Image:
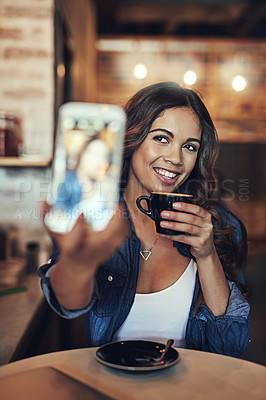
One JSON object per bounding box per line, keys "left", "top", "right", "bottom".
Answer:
{"left": 38, "top": 204, "right": 250, "bottom": 358}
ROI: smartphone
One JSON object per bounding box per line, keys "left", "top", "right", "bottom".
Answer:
{"left": 44, "top": 102, "right": 126, "bottom": 233}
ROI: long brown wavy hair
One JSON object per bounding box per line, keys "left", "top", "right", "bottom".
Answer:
{"left": 121, "top": 81, "right": 248, "bottom": 290}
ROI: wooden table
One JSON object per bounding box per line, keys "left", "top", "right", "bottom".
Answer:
{"left": 0, "top": 347, "right": 265, "bottom": 400}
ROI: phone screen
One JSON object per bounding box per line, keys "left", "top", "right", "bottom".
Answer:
{"left": 44, "top": 103, "right": 125, "bottom": 233}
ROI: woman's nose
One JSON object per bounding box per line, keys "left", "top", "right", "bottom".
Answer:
{"left": 163, "top": 147, "right": 182, "bottom": 166}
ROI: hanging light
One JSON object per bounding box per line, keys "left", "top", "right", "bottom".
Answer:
{"left": 134, "top": 63, "right": 147, "bottom": 80}
{"left": 183, "top": 70, "right": 197, "bottom": 85}
{"left": 232, "top": 75, "right": 247, "bottom": 91}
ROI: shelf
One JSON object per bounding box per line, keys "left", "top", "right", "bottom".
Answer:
{"left": 0, "top": 157, "right": 51, "bottom": 167}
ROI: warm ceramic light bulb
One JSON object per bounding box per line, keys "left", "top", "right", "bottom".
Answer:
{"left": 183, "top": 70, "right": 197, "bottom": 85}
{"left": 232, "top": 75, "right": 247, "bottom": 91}
{"left": 134, "top": 64, "right": 147, "bottom": 79}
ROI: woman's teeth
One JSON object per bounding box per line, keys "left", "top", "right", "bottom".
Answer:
{"left": 155, "top": 168, "right": 178, "bottom": 179}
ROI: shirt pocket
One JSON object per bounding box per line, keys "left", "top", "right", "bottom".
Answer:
{"left": 94, "top": 266, "right": 127, "bottom": 317}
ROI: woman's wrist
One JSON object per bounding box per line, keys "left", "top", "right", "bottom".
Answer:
{"left": 193, "top": 244, "right": 217, "bottom": 264}
{"left": 195, "top": 248, "right": 230, "bottom": 317}
{"left": 189, "top": 240, "right": 216, "bottom": 267}
{"left": 59, "top": 250, "right": 98, "bottom": 274}
{"left": 50, "top": 255, "right": 97, "bottom": 309}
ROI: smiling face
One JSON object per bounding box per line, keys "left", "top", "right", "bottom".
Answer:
{"left": 127, "top": 107, "right": 202, "bottom": 196}
{"left": 77, "top": 139, "right": 109, "bottom": 182}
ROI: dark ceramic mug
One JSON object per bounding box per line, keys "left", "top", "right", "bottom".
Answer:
{"left": 136, "top": 191, "right": 193, "bottom": 235}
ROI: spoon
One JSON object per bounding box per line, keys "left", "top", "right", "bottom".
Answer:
{"left": 150, "top": 338, "right": 174, "bottom": 366}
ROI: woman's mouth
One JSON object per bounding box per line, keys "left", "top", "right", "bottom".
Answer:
{"left": 154, "top": 167, "right": 180, "bottom": 185}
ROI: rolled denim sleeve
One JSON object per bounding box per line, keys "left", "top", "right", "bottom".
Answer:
{"left": 37, "top": 260, "right": 99, "bottom": 319}
{"left": 187, "top": 281, "right": 250, "bottom": 357}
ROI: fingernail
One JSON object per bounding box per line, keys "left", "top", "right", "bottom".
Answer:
{"left": 159, "top": 234, "right": 168, "bottom": 238}
{"left": 161, "top": 221, "right": 169, "bottom": 227}
{"left": 161, "top": 211, "right": 170, "bottom": 217}
{"left": 173, "top": 202, "right": 181, "bottom": 209}
{"left": 79, "top": 213, "right": 86, "bottom": 221}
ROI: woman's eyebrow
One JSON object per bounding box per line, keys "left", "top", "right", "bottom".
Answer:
{"left": 149, "top": 128, "right": 174, "bottom": 137}
{"left": 185, "top": 137, "right": 201, "bottom": 144}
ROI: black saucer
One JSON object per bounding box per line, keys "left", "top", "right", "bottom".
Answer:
{"left": 95, "top": 340, "right": 179, "bottom": 372}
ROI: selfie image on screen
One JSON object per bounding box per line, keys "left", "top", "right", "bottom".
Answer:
{"left": 45, "top": 103, "right": 125, "bottom": 233}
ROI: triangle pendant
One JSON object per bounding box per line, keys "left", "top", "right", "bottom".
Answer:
{"left": 140, "top": 250, "right": 152, "bottom": 261}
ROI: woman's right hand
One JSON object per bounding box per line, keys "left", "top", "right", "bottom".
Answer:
{"left": 53, "top": 205, "right": 128, "bottom": 269}
{"left": 42, "top": 203, "right": 128, "bottom": 309}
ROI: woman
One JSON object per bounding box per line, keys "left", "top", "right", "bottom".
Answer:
{"left": 39, "top": 82, "right": 250, "bottom": 357}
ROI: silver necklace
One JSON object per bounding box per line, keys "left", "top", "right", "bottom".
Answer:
{"left": 140, "top": 236, "right": 159, "bottom": 261}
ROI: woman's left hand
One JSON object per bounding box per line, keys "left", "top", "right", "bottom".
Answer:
{"left": 160, "top": 202, "right": 215, "bottom": 260}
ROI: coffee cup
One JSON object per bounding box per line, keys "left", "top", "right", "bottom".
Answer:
{"left": 136, "top": 192, "right": 193, "bottom": 235}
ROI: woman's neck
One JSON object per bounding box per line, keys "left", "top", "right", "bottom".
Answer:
{"left": 123, "top": 185, "right": 156, "bottom": 242}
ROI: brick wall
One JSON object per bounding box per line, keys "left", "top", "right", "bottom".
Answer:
{"left": 0, "top": 0, "right": 54, "bottom": 159}
{"left": 0, "top": 0, "right": 54, "bottom": 254}
{"left": 0, "top": 0, "right": 97, "bottom": 255}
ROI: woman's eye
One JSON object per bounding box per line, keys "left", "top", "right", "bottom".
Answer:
{"left": 154, "top": 136, "right": 169, "bottom": 143}
{"left": 183, "top": 143, "right": 198, "bottom": 152}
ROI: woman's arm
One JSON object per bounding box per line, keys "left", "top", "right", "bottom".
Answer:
{"left": 160, "top": 202, "right": 230, "bottom": 316}
{"left": 45, "top": 204, "right": 128, "bottom": 310}
{"left": 194, "top": 248, "right": 230, "bottom": 316}
{"left": 187, "top": 276, "right": 250, "bottom": 357}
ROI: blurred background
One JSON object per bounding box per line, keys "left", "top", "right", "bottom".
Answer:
{"left": 0, "top": 0, "right": 265, "bottom": 365}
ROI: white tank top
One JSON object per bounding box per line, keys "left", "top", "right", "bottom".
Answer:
{"left": 113, "top": 259, "right": 197, "bottom": 347}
